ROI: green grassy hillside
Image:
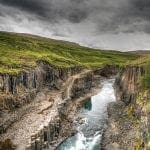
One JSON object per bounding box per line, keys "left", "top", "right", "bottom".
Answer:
{"left": 0, "top": 32, "right": 139, "bottom": 75}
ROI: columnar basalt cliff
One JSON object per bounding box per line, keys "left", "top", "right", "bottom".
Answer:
{"left": 102, "top": 66, "right": 150, "bottom": 150}
{"left": 0, "top": 63, "right": 83, "bottom": 135}
{"left": 115, "top": 66, "right": 143, "bottom": 105}
{"left": 1, "top": 63, "right": 109, "bottom": 150}
{"left": 22, "top": 66, "right": 120, "bottom": 150}
{"left": 27, "top": 71, "right": 95, "bottom": 150}
{"left": 0, "top": 63, "right": 82, "bottom": 111}
{"left": 2, "top": 61, "right": 149, "bottom": 150}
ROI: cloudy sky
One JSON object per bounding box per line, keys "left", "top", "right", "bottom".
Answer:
{"left": 0, "top": 0, "right": 150, "bottom": 51}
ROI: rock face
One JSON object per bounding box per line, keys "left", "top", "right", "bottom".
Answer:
{"left": 25, "top": 118, "right": 62, "bottom": 150}
{"left": 0, "top": 63, "right": 82, "bottom": 111}
{"left": 94, "top": 65, "right": 119, "bottom": 78}
{"left": 102, "top": 66, "right": 150, "bottom": 150}
{"left": 0, "top": 62, "right": 82, "bottom": 135}
{"left": 0, "top": 61, "right": 100, "bottom": 150}
{"left": 24, "top": 70, "right": 95, "bottom": 150}
{"left": 70, "top": 72, "right": 93, "bottom": 99}
{"left": 115, "top": 66, "right": 143, "bottom": 105}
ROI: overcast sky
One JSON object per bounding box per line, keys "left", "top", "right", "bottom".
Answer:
{"left": 0, "top": 0, "right": 150, "bottom": 51}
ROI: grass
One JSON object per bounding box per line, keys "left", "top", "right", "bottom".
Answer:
{"left": 142, "top": 62, "right": 150, "bottom": 89}
{"left": 0, "top": 31, "right": 139, "bottom": 75}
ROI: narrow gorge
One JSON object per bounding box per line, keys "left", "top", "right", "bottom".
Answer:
{"left": 1, "top": 63, "right": 149, "bottom": 150}
{"left": 0, "top": 32, "right": 149, "bottom": 150}
{"left": 0, "top": 62, "right": 118, "bottom": 150}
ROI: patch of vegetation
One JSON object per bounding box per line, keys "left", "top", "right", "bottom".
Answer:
{"left": 134, "top": 139, "right": 144, "bottom": 150}
{"left": 136, "top": 90, "right": 150, "bottom": 118}
{"left": 126, "top": 105, "right": 140, "bottom": 126}
{"left": 0, "top": 32, "right": 139, "bottom": 75}
{"left": 142, "top": 62, "right": 150, "bottom": 89}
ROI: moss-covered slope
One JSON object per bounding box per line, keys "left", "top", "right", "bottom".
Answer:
{"left": 0, "top": 31, "right": 138, "bottom": 75}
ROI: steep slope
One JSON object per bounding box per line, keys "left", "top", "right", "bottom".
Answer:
{"left": 0, "top": 69, "right": 95, "bottom": 150}
{"left": 102, "top": 56, "right": 150, "bottom": 150}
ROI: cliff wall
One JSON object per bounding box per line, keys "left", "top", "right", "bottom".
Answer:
{"left": 0, "top": 64, "right": 119, "bottom": 150}
{"left": 0, "top": 62, "right": 81, "bottom": 111}
{"left": 0, "top": 62, "right": 82, "bottom": 135}
{"left": 25, "top": 70, "right": 95, "bottom": 150}
{"left": 102, "top": 66, "right": 150, "bottom": 150}
{"left": 0, "top": 64, "right": 101, "bottom": 150}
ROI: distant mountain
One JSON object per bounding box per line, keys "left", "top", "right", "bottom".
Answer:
{"left": 129, "top": 50, "right": 150, "bottom": 55}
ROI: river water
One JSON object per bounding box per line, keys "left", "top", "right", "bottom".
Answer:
{"left": 58, "top": 79, "right": 116, "bottom": 150}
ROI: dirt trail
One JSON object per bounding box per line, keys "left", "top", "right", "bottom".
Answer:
{"left": 0, "top": 70, "right": 91, "bottom": 150}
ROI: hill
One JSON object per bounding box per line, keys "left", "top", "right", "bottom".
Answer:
{"left": 0, "top": 31, "right": 138, "bottom": 75}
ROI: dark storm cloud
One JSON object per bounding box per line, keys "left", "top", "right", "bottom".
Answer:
{"left": 131, "top": 0, "right": 150, "bottom": 26}
{"left": 95, "top": 0, "right": 150, "bottom": 33}
{"left": 0, "top": 0, "right": 90, "bottom": 23}
{"left": 0, "top": 0, "right": 150, "bottom": 31}
{"left": 0, "top": 0, "right": 46, "bottom": 14}
{"left": 133, "top": 0, "right": 150, "bottom": 12}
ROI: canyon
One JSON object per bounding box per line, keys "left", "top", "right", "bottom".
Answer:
{"left": 0, "top": 62, "right": 118, "bottom": 149}
{"left": 0, "top": 32, "right": 149, "bottom": 150}
{"left": 0, "top": 63, "right": 149, "bottom": 150}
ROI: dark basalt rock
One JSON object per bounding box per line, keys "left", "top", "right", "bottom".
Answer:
{"left": 94, "top": 65, "right": 119, "bottom": 77}
{"left": 0, "top": 63, "right": 82, "bottom": 111}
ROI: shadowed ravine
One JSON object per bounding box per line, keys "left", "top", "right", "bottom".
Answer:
{"left": 58, "top": 79, "right": 116, "bottom": 150}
